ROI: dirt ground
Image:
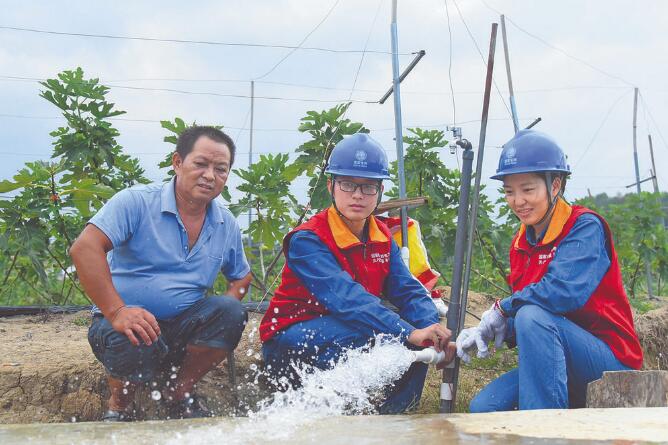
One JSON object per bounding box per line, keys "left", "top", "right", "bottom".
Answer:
{"left": 1, "top": 290, "right": 666, "bottom": 423}
{"left": 0, "top": 311, "right": 267, "bottom": 423}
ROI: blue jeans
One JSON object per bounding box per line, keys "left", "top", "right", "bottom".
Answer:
{"left": 88, "top": 295, "right": 246, "bottom": 383}
{"left": 470, "top": 304, "right": 630, "bottom": 412}
{"left": 262, "top": 316, "right": 428, "bottom": 414}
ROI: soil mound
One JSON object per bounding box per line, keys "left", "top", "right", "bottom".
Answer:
{"left": 0, "top": 311, "right": 267, "bottom": 423}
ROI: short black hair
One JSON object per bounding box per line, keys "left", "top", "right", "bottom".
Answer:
{"left": 176, "top": 126, "right": 236, "bottom": 166}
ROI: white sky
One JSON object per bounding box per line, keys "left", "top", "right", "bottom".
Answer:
{"left": 1, "top": 0, "right": 666, "bottom": 223}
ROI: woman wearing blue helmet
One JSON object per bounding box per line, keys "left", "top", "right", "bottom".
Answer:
{"left": 260, "top": 133, "right": 455, "bottom": 413}
{"left": 457, "top": 129, "right": 642, "bottom": 411}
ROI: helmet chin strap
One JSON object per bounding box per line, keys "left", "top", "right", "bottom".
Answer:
{"left": 533, "top": 172, "right": 561, "bottom": 229}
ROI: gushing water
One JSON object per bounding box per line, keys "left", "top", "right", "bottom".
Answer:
{"left": 166, "top": 336, "right": 415, "bottom": 443}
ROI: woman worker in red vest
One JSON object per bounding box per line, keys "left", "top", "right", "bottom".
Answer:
{"left": 260, "top": 133, "right": 454, "bottom": 413}
{"left": 457, "top": 129, "right": 643, "bottom": 411}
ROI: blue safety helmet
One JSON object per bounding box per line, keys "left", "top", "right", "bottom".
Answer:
{"left": 325, "top": 133, "right": 391, "bottom": 180}
{"left": 491, "top": 129, "right": 571, "bottom": 180}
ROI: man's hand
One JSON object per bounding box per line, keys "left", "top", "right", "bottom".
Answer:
{"left": 436, "top": 342, "right": 458, "bottom": 370}
{"left": 111, "top": 307, "right": 161, "bottom": 347}
{"left": 407, "top": 323, "right": 452, "bottom": 352}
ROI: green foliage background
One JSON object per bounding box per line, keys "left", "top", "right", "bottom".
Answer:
{"left": 1, "top": 69, "right": 666, "bottom": 308}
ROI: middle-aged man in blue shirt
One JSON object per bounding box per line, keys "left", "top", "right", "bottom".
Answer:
{"left": 70, "top": 126, "right": 252, "bottom": 421}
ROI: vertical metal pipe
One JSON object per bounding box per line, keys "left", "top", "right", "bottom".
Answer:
{"left": 632, "top": 88, "right": 654, "bottom": 298}
{"left": 391, "top": 0, "right": 409, "bottom": 261}
{"left": 441, "top": 24, "right": 498, "bottom": 413}
{"left": 633, "top": 89, "right": 641, "bottom": 195}
{"left": 440, "top": 142, "right": 474, "bottom": 413}
{"left": 461, "top": 24, "right": 498, "bottom": 331}
{"left": 648, "top": 135, "right": 666, "bottom": 231}
{"left": 247, "top": 80, "right": 255, "bottom": 301}
{"left": 500, "top": 15, "right": 519, "bottom": 133}
{"left": 648, "top": 135, "right": 660, "bottom": 193}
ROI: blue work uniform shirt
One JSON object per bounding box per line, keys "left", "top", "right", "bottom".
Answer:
{"left": 287, "top": 230, "right": 439, "bottom": 342}
{"left": 89, "top": 177, "right": 250, "bottom": 320}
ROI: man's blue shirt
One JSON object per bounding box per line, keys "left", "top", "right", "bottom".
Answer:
{"left": 89, "top": 178, "right": 250, "bottom": 319}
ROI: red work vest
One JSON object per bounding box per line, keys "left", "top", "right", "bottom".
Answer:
{"left": 260, "top": 207, "right": 393, "bottom": 342}
{"left": 508, "top": 201, "right": 643, "bottom": 369}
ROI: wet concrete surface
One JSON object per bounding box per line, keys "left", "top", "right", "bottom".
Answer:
{"left": 0, "top": 407, "right": 666, "bottom": 445}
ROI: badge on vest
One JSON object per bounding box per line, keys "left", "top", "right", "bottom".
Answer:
{"left": 370, "top": 252, "right": 390, "bottom": 264}
{"left": 538, "top": 246, "right": 557, "bottom": 265}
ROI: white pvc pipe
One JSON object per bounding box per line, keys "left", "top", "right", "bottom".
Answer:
{"left": 411, "top": 347, "right": 446, "bottom": 365}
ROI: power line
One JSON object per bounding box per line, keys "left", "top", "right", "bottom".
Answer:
{"left": 444, "top": 0, "right": 457, "bottom": 126}
{"left": 108, "top": 84, "right": 374, "bottom": 103}
{"left": 639, "top": 92, "right": 668, "bottom": 154}
{"left": 0, "top": 112, "right": 532, "bottom": 131}
{"left": 450, "top": 0, "right": 513, "bottom": 120}
{"left": 253, "top": 0, "right": 343, "bottom": 80}
{"left": 573, "top": 89, "right": 631, "bottom": 168}
{"left": 0, "top": 74, "right": 631, "bottom": 97}
{"left": 0, "top": 24, "right": 409, "bottom": 55}
{"left": 349, "top": 0, "right": 384, "bottom": 94}
{"left": 0, "top": 75, "right": 376, "bottom": 103}
{"left": 477, "top": 0, "right": 635, "bottom": 88}
{"left": 443, "top": 0, "right": 460, "bottom": 170}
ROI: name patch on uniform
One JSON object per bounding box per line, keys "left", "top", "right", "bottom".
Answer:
{"left": 370, "top": 252, "right": 390, "bottom": 264}
{"left": 538, "top": 246, "right": 557, "bottom": 265}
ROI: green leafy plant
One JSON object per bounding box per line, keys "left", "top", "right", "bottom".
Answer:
{"left": 228, "top": 153, "right": 299, "bottom": 288}
{"left": 0, "top": 68, "right": 147, "bottom": 306}
{"left": 289, "top": 103, "right": 368, "bottom": 213}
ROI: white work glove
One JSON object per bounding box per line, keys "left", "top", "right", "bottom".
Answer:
{"left": 456, "top": 301, "right": 508, "bottom": 364}
{"left": 455, "top": 326, "right": 490, "bottom": 363}
{"left": 477, "top": 301, "right": 508, "bottom": 350}
{"left": 432, "top": 298, "right": 449, "bottom": 317}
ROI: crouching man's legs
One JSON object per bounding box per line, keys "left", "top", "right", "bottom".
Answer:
{"left": 162, "top": 295, "right": 246, "bottom": 418}
{"left": 88, "top": 315, "right": 169, "bottom": 420}
{"left": 88, "top": 295, "right": 246, "bottom": 420}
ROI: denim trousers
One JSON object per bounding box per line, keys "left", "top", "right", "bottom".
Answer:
{"left": 470, "top": 304, "right": 630, "bottom": 412}
{"left": 262, "top": 315, "right": 428, "bottom": 414}
{"left": 88, "top": 295, "right": 246, "bottom": 383}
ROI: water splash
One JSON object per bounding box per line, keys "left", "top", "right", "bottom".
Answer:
{"left": 165, "top": 336, "right": 415, "bottom": 444}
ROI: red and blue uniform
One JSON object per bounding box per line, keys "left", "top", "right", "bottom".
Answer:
{"left": 261, "top": 207, "right": 439, "bottom": 413}
{"left": 470, "top": 199, "right": 642, "bottom": 411}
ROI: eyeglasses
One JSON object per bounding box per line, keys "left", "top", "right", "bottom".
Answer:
{"left": 336, "top": 180, "right": 380, "bottom": 196}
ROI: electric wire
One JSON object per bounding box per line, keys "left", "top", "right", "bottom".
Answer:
{"left": 444, "top": 0, "right": 457, "bottom": 126}
{"left": 235, "top": 106, "right": 252, "bottom": 143}
{"left": 251, "top": 0, "right": 384, "bottom": 310}
{"left": 573, "top": 89, "right": 631, "bottom": 168}
{"left": 253, "top": 0, "right": 342, "bottom": 80}
{"left": 443, "top": 0, "right": 461, "bottom": 170}
{"left": 476, "top": 0, "right": 635, "bottom": 88}
{"left": 0, "top": 113, "right": 530, "bottom": 133}
{"left": 0, "top": 75, "right": 631, "bottom": 97}
{"left": 450, "top": 0, "right": 513, "bottom": 120}
{"left": 639, "top": 92, "right": 668, "bottom": 154}
{"left": 0, "top": 24, "right": 407, "bottom": 55}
